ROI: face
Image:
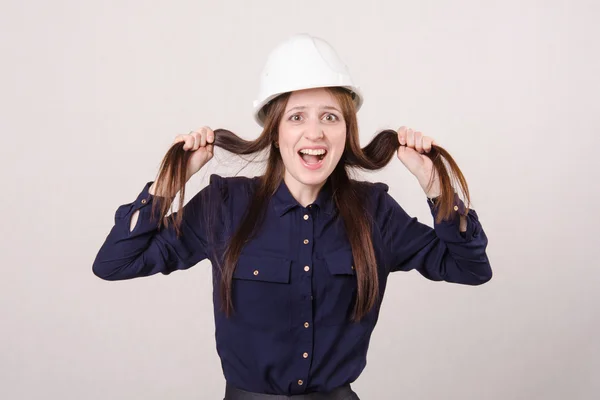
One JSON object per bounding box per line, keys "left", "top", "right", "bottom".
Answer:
{"left": 278, "top": 88, "right": 346, "bottom": 189}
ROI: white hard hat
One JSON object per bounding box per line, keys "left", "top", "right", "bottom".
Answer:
{"left": 253, "top": 33, "right": 363, "bottom": 127}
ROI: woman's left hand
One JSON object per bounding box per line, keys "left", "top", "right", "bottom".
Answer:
{"left": 397, "top": 126, "right": 441, "bottom": 198}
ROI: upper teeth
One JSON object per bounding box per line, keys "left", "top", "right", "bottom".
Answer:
{"left": 299, "top": 149, "right": 326, "bottom": 155}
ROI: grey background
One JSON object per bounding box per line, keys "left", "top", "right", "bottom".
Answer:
{"left": 1, "top": 0, "right": 598, "bottom": 399}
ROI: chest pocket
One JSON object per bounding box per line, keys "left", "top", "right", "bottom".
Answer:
{"left": 317, "top": 248, "right": 358, "bottom": 326}
{"left": 325, "top": 248, "right": 356, "bottom": 276}
{"left": 231, "top": 253, "right": 292, "bottom": 330}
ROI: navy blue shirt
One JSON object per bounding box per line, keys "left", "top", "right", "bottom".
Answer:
{"left": 92, "top": 174, "right": 491, "bottom": 395}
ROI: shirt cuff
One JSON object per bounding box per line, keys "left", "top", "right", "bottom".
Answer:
{"left": 427, "top": 193, "right": 478, "bottom": 243}
{"left": 131, "top": 181, "right": 155, "bottom": 211}
{"left": 115, "top": 181, "right": 154, "bottom": 219}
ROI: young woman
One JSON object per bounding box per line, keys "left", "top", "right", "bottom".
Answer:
{"left": 93, "top": 34, "right": 492, "bottom": 400}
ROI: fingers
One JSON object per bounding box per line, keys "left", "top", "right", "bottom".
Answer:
{"left": 423, "top": 136, "right": 434, "bottom": 153}
{"left": 176, "top": 126, "right": 214, "bottom": 151}
{"left": 406, "top": 128, "right": 415, "bottom": 149}
{"left": 397, "top": 126, "right": 436, "bottom": 154}
{"left": 184, "top": 134, "right": 196, "bottom": 151}
{"left": 173, "top": 133, "right": 194, "bottom": 150}
{"left": 414, "top": 131, "right": 423, "bottom": 153}
{"left": 398, "top": 126, "right": 407, "bottom": 145}
{"left": 173, "top": 134, "right": 185, "bottom": 146}
{"left": 195, "top": 126, "right": 214, "bottom": 150}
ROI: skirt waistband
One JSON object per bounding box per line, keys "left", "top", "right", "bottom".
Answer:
{"left": 223, "top": 383, "right": 359, "bottom": 400}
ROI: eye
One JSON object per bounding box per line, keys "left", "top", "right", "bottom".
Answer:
{"left": 289, "top": 114, "right": 302, "bottom": 122}
{"left": 323, "top": 113, "right": 339, "bottom": 122}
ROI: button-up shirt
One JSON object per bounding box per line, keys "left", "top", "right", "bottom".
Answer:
{"left": 92, "top": 174, "right": 491, "bottom": 395}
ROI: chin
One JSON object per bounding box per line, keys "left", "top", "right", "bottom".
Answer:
{"left": 287, "top": 167, "right": 332, "bottom": 188}
{"left": 298, "top": 172, "right": 330, "bottom": 186}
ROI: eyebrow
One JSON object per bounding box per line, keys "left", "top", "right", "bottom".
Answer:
{"left": 286, "top": 105, "right": 341, "bottom": 113}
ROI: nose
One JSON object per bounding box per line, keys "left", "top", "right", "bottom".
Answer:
{"left": 303, "top": 119, "right": 324, "bottom": 141}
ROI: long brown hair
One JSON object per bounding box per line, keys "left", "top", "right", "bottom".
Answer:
{"left": 151, "top": 88, "right": 470, "bottom": 322}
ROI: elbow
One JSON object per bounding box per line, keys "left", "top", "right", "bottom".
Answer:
{"left": 92, "top": 255, "right": 143, "bottom": 281}
{"left": 446, "top": 260, "right": 492, "bottom": 286}
{"left": 92, "top": 261, "right": 114, "bottom": 281}
{"left": 471, "top": 264, "right": 493, "bottom": 285}
{"left": 475, "top": 271, "right": 492, "bottom": 285}
{"left": 92, "top": 258, "right": 125, "bottom": 281}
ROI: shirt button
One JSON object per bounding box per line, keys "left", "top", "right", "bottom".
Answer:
{"left": 303, "top": 214, "right": 309, "bottom": 220}
{"left": 304, "top": 322, "right": 309, "bottom": 328}
{"left": 303, "top": 239, "right": 309, "bottom": 245}
{"left": 253, "top": 270, "right": 259, "bottom": 276}
{"left": 454, "top": 205, "right": 459, "bottom": 211}
{"left": 304, "top": 266, "right": 310, "bottom": 272}
{"left": 141, "top": 199, "right": 147, "bottom": 204}
{"left": 298, "top": 380, "right": 304, "bottom": 386}
{"left": 303, "top": 352, "right": 309, "bottom": 358}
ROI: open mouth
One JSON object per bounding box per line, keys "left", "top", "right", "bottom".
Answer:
{"left": 298, "top": 148, "right": 327, "bottom": 169}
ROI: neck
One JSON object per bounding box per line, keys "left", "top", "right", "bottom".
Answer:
{"left": 283, "top": 171, "right": 325, "bottom": 208}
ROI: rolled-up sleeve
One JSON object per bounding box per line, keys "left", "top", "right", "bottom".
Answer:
{"left": 377, "top": 187, "right": 492, "bottom": 285}
{"left": 92, "top": 174, "right": 225, "bottom": 281}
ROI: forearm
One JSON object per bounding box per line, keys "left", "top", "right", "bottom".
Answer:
{"left": 419, "top": 175, "right": 467, "bottom": 233}
{"left": 134, "top": 177, "right": 189, "bottom": 232}
{"left": 93, "top": 180, "right": 209, "bottom": 281}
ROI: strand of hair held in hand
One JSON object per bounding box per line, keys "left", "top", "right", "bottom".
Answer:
{"left": 151, "top": 127, "right": 470, "bottom": 237}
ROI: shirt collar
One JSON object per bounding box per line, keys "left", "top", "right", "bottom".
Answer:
{"left": 272, "top": 178, "right": 335, "bottom": 217}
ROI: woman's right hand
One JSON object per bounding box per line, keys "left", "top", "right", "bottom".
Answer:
{"left": 173, "top": 127, "right": 215, "bottom": 179}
